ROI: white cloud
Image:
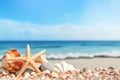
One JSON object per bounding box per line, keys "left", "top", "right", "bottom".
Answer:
{"left": 0, "top": 19, "right": 120, "bottom": 40}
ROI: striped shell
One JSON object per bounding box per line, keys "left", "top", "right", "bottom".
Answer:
{"left": 54, "top": 61, "right": 76, "bottom": 73}
{"left": 2, "top": 49, "right": 22, "bottom": 73}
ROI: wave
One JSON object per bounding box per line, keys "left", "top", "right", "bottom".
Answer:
{"left": 46, "top": 50, "right": 120, "bottom": 59}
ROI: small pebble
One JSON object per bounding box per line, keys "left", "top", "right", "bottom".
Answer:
{"left": 40, "top": 62, "right": 54, "bottom": 71}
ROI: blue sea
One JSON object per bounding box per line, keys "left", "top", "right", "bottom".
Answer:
{"left": 0, "top": 41, "right": 120, "bottom": 59}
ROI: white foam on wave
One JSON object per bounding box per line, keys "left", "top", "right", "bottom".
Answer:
{"left": 94, "top": 50, "right": 120, "bottom": 57}
{"left": 46, "top": 52, "right": 94, "bottom": 59}
{"left": 46, "top": 50, "right": 120, "bottom": 59}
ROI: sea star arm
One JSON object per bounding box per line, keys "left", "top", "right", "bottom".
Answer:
{"left": 26, "top": 44, "right": 31, "bottom": 57}
{"left": 30, "top": 61, "right": 41, "bottom": 73}
{"left": 35, "top": 55, "right": 48, "bottom": 63}
{"left": 17, "top": 61, "right": 29, "bottom": 77}
{"left": 31, "top": 50, "right": 46, "bottom": 60}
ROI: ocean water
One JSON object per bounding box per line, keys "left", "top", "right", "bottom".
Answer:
{"left": 0, "top": 41, "right": 120, "bottom": 59}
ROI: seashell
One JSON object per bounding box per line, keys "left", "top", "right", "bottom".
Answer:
{"left": 2, "top": 49, "right": 22, "bottom": 73}
{"left": 10, "top": 74, "right": 16, "bottom": 78}
{"left": 23, "top": 72, "right": 31, "bottom": 78}
{"left": 50, "top": 72, "right": 59, "bottom": 78}
{"left": 31, "top": 72, "right": 37, "bottom": 77}
{"left": 41, "top": 70, "right": 50, "bottom": 76}
{"left": 58, "top": 72, "right": 67, "bottom": 79}
{"left": 54, "top": 61, "right": 76, "bottom": 73}
{"left": 2, "top": 70, "right": 9, "bottom": 76}
{"left": 76, "top": 74, "right": 84, "bottom": 79}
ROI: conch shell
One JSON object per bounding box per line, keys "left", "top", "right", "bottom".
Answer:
{"left": 54, "top": 61, "right": 76, "bottom": 73}
{"left": 2, "top": 49, "right": 22, "bottom": 73}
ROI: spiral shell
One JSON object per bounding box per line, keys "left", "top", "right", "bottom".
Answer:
{"left": 54, "top": 61, "right": 76, "bottom": 73}
{"left": 2, "top": 49, "right": 22, "bottom": 73}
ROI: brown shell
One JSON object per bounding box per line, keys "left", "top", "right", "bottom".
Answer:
{"left": 2, "top": 49, "right": 22, "bottom": 73}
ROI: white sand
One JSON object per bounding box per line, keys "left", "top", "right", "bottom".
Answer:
{"left": 49, "top": 58, "right": 120, "bottom": 69}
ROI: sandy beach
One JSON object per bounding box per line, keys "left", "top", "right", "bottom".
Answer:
{"left": 50, "top": 58, "right": 120, "bottom": 69}
{"left": 1, "top": 58, "right": 120, "bottom": 79}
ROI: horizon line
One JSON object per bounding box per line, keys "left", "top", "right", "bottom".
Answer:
{"left": 0, "top": 40, "right": 120, "bottom": 41}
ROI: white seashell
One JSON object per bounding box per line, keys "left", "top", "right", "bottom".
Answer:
{"left": 2, "top": 70, "right": 9, "bottom": 76}
{"left": 54, "top": 61, "right": 76, "bottom": 73}
{"left": 67, "top": 64, "right": 76, "bottom": 71}
{"left": 61, "top": 61, "right": 68, "bottom": 72}
{"left": 23, "top": 72, "right": 31, "bottom": 78}
{"left": 54, "top": 63, "right": 63, "bottom": 72}
{"left": 10, "top": 74, "right": 15, "bottom": 77}
{"left": 31, "top": 72, "right": 37, "bottom": 77}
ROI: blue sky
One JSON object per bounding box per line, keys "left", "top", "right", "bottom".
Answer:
{"left": 0, "top": 0, "right": 120, "bottom": 40}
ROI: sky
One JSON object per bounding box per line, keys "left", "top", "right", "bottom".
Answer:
{"left": 0, "top": 0, "right": 120, "bottom": 40}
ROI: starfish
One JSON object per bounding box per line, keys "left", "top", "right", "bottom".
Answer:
{"left": 6, "top": 44, "right": 46, "bottom": 77}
